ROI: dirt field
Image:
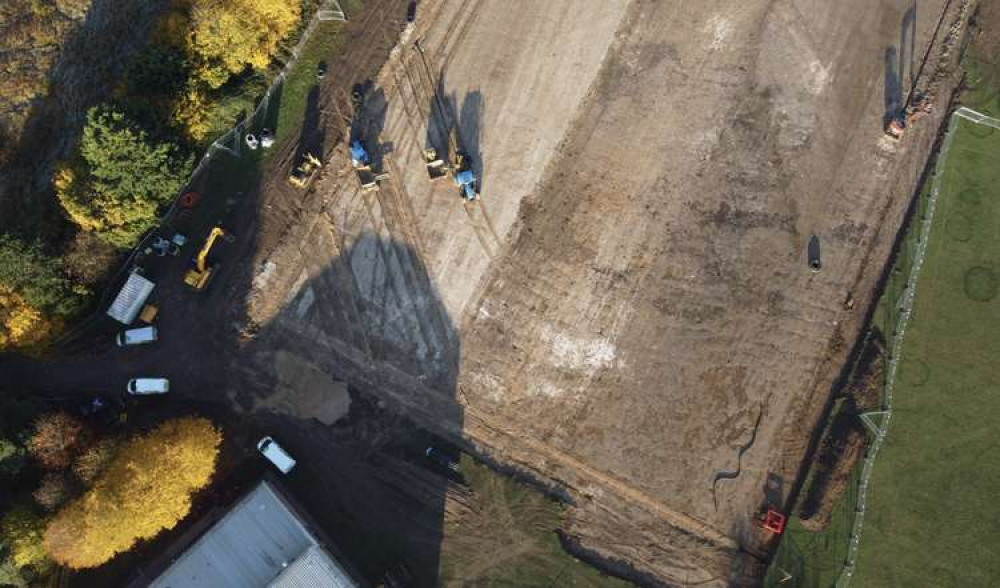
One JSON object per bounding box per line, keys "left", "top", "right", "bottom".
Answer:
{"left": 227, "top": 0, "right": 975, "bottom": 584}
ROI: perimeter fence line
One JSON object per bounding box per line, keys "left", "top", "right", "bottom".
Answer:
{"left": 833, "top": 106, "right": 997, "bottom": 587}
{"left": 83, "top": 1, "right": 347, "bottom": 322}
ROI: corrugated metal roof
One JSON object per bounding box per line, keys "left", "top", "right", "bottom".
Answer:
{"left": 106, "top": 271, "right": 155, "bottom": 324}
{"left": 149, "top": 481, "right": 357, "bottom": 588}
{"left": 267, "top": 545, "right": 356, "bottom": 588}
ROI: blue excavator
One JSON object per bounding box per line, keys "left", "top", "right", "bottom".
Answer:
{"left": 452, "top": 151, "right": 478, "bottom": 201}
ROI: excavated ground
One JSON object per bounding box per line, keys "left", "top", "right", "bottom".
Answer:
{"left": 230, "top": 0, "right": 969, "bottom": 584}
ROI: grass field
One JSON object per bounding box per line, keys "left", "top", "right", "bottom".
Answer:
{"left": 440, "top": 456, "right": 630, "bottom": 587}
{"left": 850, "top": 66, "right": 1000, "bottom": 587}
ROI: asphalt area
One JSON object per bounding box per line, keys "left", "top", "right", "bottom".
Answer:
{"left": 0, "top": 0, "right": 976, "bottom": 586}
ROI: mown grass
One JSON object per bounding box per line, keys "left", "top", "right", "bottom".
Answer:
{"left": 851, "top": 63, "right": 1000, "bottom": 587}
{"left": 439, "top": 456, "right": 631, "bottom": 587}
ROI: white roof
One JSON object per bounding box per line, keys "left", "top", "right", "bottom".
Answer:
{"left": 106, "top": 271, "right": 154, "bottom": 324}
{"left": 149, "top": 481, "right": 357, "bottom": 588}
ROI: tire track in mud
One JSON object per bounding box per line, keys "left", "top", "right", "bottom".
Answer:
{"left": 711, "top": 403, "right": 764, "bottom": 512}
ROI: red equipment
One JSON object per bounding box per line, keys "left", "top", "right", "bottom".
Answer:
{"left": 760, "top": 508, "right": 787, "bottom": 534}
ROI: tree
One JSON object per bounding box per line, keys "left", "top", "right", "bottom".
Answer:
{"left": 26, "top": 412, "right": 86, "bottom": 470}
{"left": 1, "top": 506, "right": 48, "bottom": 569}
{"left": 0, "top": 236, "right": 84, "bottom": 318}
{"left": 187, "top": 0, "right": 300, "bottom": 88}
{"left": 44, "top": 417, "right": 221, "bottom": 568}
{"left": 0, "top": 437, "right": 24, "bottom": 478}
{"left": 55, "top": 107, "right": 193, "bottom": 249}
{"left": 33, "top": 473, "right": 74, "bottom": 512}
{"left": 71, "top": 438, "right": 116, "bottom": 485}
{"left": 0, "top": 288, "right": 55, "bottom": 349}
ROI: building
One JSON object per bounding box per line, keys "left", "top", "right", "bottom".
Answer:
{"left": 146, "top": 479, "right": 360, "bottom": 588}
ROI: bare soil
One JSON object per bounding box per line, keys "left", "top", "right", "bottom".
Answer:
{"left": 796, "top": 330, "right": 884, "bottom": 532}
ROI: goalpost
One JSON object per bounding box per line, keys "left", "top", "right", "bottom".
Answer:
{"left": 318, "top": 0, "right": 347, "bottom": 22}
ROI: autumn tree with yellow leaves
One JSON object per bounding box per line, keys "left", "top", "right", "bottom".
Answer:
{"left": 43, "top": 417, "right": 222, "bottom": 568}
{"left": 186, "top": 0, "right": 301, "bottom": 88}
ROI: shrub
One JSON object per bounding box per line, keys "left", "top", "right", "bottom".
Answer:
{"left": 44, "top": 417, "right": 222, "bottom": 568}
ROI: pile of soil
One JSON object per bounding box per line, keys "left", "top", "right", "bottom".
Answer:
{"left": 798, "top": 329, "right": 885, "bottom": 530}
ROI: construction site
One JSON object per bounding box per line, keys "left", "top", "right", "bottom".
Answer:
{"left": 0, "top": 0, "right": 984, "bottom": 585}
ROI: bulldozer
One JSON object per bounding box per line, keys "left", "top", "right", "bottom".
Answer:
{"left": 288, "top": 152, "right": 322, "bottom": 189}
{"left": 184, "top": 227, "right": 226, "bottom": 291}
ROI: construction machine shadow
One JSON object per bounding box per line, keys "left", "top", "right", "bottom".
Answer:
{"left": 422, "top": 64, "right": 484, "bottom": 201}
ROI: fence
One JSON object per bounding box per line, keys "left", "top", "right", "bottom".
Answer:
{"left": 832, "top": 106, "right": 999, "bottom": 587}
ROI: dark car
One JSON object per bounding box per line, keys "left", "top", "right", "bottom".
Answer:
{"left": 425, "top": 446, "right": 459, "bottom": 472}
{"left": 317, "top": 61, "right": 327, "bottom": 79}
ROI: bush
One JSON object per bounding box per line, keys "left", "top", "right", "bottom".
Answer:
{"left": 44, "top": 417, "right": 222, "bottom": 568}
{"left": 55, "top": 106, "right": 193, "bottom": 249}
{"left": 26, "top": 412, "right": 87, "bottom": 470}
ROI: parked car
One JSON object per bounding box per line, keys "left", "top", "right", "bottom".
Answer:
{"left": 381, "top": 563, "right": 414, "bottom": 588}
{"left": 116, "top": 325, "right": 158, "bottom": 347}
{"left": 425, "top": 446, "right": 459, "bottom": 472}
{"left": 126, "top": 378, "right": 169, "bottom": 395}
{"left": 260, "top": 128, "right": 274, "bottom": 149}
{"left": 317, "top": 61, "right": 327, "bottom": 79}
{"left": 258, "top": 436, "right": 296, "bottom": 473}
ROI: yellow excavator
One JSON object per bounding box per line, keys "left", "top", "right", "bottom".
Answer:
{"left": 184, "top": 227, "right": 225, "bottom": 291}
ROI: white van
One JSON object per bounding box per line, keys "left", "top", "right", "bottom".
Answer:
{"left": 126, "top": 378, "right": 169, "bottom": 395}
{"left": 257, "top": 436, "right": 296, "bottom": 473}
{"left": 116, "top": 325, "right": 158, "bottom": 347}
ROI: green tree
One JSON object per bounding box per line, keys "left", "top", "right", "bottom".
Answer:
{"left": 55, "top": 107, "right": 193, "bottom": 248}
{"left": 0, "top": 236, "right": 83, "bottom": 318}
{"left": 44, "top": 417, "right": 222, "bottom": 569}
{"left": 1, "top": 506, "right": 49, "bottom": 569}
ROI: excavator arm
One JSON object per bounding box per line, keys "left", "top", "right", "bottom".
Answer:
{"left": 195, "top": 227, "right": 225, "bottom": 272}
